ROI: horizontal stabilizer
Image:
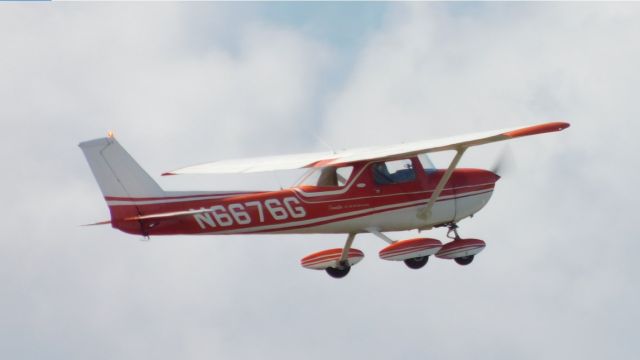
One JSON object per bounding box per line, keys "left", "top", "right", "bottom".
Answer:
{"left": 82, "top": 220, "right": 112, "bottom": 226}
{"left": 124, "top": 208, "right": 212, "bottom": 222}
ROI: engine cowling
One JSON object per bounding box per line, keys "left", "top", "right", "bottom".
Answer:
{"left": 301, "top": 248, "right": 364, "bottom": 270}
{"left": 435, "top": 238, "right": 486, "bottom": 259}
{"left": 379, "top": 238, "right": 443, "bottom": 261}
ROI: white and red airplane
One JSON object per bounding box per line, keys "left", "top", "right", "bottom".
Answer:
{"left": 80, "top": 122, "right": 569, "bottom": 278}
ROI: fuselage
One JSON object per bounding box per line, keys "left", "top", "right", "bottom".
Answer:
{"left": 108, "top": 157, "right": 499, "bottom": 236}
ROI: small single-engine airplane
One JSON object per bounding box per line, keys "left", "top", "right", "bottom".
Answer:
{"left": 80, "top": 122, "right": 569, "bottom": 278}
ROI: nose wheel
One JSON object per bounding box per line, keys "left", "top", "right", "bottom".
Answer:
{"left": 440, "top": 223, "right": 484, "bottom": 266}
{"left": 454, "top": 255, "right": 474, "bottom": 266}
{"left": 448, "top": 224, "right": 474, "bottom": 265}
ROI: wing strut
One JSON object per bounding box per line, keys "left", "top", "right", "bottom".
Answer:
{"left": 417, "top": 147, "right": 467, "bottom": 221}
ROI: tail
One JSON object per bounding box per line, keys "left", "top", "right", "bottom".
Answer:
{"left": 79, "top": 135, "right": 165, "bottom": 222}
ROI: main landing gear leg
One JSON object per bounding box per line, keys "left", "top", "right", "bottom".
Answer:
{"left": 325, "top": 233, "right": 355, "bottom": 279}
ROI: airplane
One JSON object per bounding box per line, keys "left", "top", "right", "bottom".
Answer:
{"left": 79, "top": 121, "right": 570, "bottom": 278}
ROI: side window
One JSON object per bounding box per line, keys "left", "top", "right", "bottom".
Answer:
{"left": 336, "top": 166, "right": 353, "bottom": 187}
{"left": 372, "top": 159, "right": 416, "bottom": 185}
{"left": 310, "top": 166, "right": 354, "bottom": 187}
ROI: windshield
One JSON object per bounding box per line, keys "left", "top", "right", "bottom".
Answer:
{"left": 418, "top": 153, "right": 437, "bottom": 174}
{"left": 372, "top": 159, "right": 416, "bottom": 185}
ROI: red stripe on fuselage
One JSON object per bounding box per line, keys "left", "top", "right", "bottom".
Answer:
{"left": 110, "top": 187, "right": 494, "bottom": 236}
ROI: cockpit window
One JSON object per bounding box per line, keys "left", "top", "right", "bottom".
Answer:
{"left": 297, "top": 166, "right": 354, "bottom": 187}
{"left": 372, "top": 159, "right": 416, "bottom": 185}
{"left": 336, "top": 166, "right": 353, "bottom": 187}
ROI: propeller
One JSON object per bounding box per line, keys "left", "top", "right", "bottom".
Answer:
{"left": 490, "top": 144, "right": 515, "bottom": 178}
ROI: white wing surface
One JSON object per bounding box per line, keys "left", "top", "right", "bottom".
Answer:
{"left": 163, "top": 151, "right": 335, "bottom": 175}
{"left": 163, "top": 122, "right": 569, "bottom": 175}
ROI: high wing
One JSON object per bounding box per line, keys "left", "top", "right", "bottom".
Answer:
{"left": 163, "top": 150, "right": 336, "bottom": 175}
{"left": 163, "top": 122, "right": 570, "bottom": 175}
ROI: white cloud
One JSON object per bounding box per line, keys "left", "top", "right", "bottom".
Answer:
{"left": 319, "top": 3, "right": 640, "bottom": 358}
{"left": 1, "top": 3, "right": 638, "bottom": 359}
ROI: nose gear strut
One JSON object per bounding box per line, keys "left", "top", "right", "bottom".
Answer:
{"left": 446, "top": 223, "right": 461, "bottom": 240}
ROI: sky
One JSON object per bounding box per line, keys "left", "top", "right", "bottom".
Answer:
{"left": 1, "top": 2, "right": 639, "bottom": 359}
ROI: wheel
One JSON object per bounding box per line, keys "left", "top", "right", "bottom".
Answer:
{"left": 403, "top": 256, "right": 429, "bottom": 269}
{"left": 325, "top": 266, "right": 351, "bottom": 278}
{"left": 454, "top": 255, "right": 474, "bottom": 266}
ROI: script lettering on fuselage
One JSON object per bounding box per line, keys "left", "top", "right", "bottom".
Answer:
{"left": 192, "top": 196, "right": 306, "bottom": 229}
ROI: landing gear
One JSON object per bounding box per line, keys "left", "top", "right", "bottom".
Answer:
{"left": 299, "top": 233, "right": 360, "bottom": 279}
{"left": 454, "top": 255, "right": 474, "bottom": 266}
{"left": 446, "top": 223, "right": 461, "bottom": 240}
{"left": 326, "top": 265, "right": 351, "bottom": 278}
{"left": 366, "top": 223, "right": 486, "bottom": 271}
{"left": 435, "top": 223, "right": 486, "bottom": 266}
{"left": 325, "top": 234, "right": 356, "bottom": 278}
{"left": 369, "top": 229, "right": 442, "bottom": 270}
{"left": 403, "top": 256, "right": 429, "bottom": 269}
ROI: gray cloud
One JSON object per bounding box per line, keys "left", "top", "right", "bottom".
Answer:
{"left": 1, "top": 3, "right": 638, "bottom": 359}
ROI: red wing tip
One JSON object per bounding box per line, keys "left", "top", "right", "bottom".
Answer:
{"left": 161, "top": 172, "right": 176, "bottom": 176}
{"left": 553, "top": 121, "right": 571, "bottom": 130}
{"left": 504, "top": 121, "right": 570, "bottom": 138}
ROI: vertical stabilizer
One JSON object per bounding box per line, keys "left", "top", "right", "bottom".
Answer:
{"left": 78, "top": 137, "right": 165, "bottom": 199}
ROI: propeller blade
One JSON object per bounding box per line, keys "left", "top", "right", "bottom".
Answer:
{"left": 491, "top": 145, "right": 515, "bottom": 177}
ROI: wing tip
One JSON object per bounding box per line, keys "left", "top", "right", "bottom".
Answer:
{"left": 504, "top": 121, "right": 570, "bottom": 138}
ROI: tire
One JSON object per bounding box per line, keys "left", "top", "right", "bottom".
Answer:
{"left": 325, "top": 266, "right": 351, "bottom": 278}
{"left": 454, "top": 255, "right": 474, "bottom": 266}
{"left": 403, "top": 256, "right": 429, "bottom": 269}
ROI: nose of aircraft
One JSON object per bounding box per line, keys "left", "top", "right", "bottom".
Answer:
{"left": 454, "top": 168, "right": 500, "bottom": 187}
{"left": 480, "top": 169, "right": 501, "bottom": 184}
